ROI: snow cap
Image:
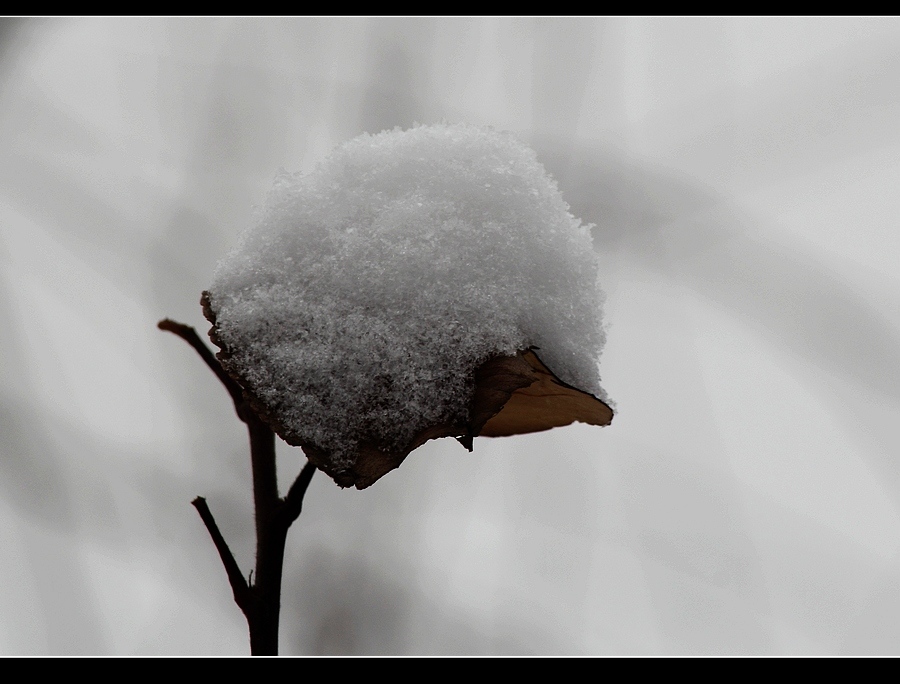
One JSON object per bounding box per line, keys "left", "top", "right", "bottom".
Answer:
{"left": 205, "top": 123, "right": 610, "bottom": 487}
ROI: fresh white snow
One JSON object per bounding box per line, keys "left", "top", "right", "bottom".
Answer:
{"left": 207, "top": 123, "right": 608, "bottom": 469}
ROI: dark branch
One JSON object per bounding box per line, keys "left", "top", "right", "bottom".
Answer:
{"left": 157, "top": 319, "right": 246, "bottom": 419}
{"left": 164, "top": 316, "right": 315, "bottom": 654}
{"left": 191, "top": 496, "right": 251, "bottom": 612}
{"left": 281, "top": 461, "right": 317, "bottom": 526}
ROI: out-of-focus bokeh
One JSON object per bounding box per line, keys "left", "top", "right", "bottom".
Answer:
{"left": 2, "top": 17, "right": 899, "bottom": 655}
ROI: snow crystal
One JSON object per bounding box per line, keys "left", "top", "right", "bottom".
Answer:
{"left": 207, "top": 123, "right": 608, "bottom": 471}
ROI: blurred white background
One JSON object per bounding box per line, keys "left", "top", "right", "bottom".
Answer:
{"left": 2, "top": 17, "right": 900, "bottom": 655}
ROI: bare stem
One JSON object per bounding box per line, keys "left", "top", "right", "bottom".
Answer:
{"left": 161, "top": 318, "right": 315, "bottom": 656}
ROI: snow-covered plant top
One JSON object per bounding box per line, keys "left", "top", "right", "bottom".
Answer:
{"left": 204, "top": 123, "right": 612, "bottom": 488}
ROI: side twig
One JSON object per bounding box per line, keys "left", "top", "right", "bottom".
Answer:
{"left": 191, "top": 496, "right": 250, "bottom": 611}
{"left": 282, "top": 461, "right": 318, "bottom": 527}
{"left": 157, "top": 318, "right": 246, "bottom": 420}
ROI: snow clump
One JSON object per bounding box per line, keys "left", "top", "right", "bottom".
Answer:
{"left": 206, "top": 123, "right": 608, "bottom": 471}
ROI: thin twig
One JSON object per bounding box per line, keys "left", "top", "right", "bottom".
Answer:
{"left": 191, "top": 496, "right": 251, "bottom": 612}
{"left": 157, "top": 319, "right": 246, "bottom": 418}
{"left": 281, "top": 461, "right": 317, "bottom": 526}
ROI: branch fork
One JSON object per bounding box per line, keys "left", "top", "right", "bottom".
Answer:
{"left": 159, "top": 318, "right": 315, "bottom": 656}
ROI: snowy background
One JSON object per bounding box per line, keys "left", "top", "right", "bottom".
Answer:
{"left": 2, "top": 17, "right": 900, "bottom": 655}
